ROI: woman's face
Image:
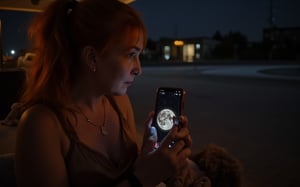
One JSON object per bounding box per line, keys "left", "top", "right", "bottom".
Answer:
{"left": 95, "top": 28, "right": 144, "bottom": 95}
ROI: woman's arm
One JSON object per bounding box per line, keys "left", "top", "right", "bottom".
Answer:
{"left": 15, "top": 105, "right": 69, "bottom": 187}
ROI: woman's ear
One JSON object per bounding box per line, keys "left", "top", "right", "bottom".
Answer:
{"left": 82, "top": 46, "right": 98, "bottom": 72}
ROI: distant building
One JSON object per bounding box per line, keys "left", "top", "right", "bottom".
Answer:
{"left": 158, "top": 37, "right": 219, "bottom": 63}
{"left": 263, "top": 27, "right": 300, "bottom": 60}
{"left": 263, "top": 27, "right": 300, "bottom": 44}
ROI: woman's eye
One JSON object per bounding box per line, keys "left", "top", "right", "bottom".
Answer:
{"left": 128, "top": 52, "right": 137, "bottom": 58}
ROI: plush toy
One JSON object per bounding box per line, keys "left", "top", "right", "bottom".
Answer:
{"left": 164, "top": 143, "right": 243, "bottom": 187}
{"left": 189, "top": 144, "right": 243, "bottom": 187}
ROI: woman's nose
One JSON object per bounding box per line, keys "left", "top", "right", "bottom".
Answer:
{"left": 131, "top": 58, "right": 142, "bottom": 76}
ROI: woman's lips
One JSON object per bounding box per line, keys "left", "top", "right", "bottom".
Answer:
{"left": 124, "top": 81, "right": 133, "bottom": 86}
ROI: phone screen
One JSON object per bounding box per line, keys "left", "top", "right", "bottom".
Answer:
{"left": 152, "top": 87, "right": 185, "bottom": 144}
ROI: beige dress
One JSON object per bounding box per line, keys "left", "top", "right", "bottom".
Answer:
{"left": 55, "top": 96, "right": 139, "bottom": 186}
{"left": 53, "top": 96, "right": 208, "bottom": 187}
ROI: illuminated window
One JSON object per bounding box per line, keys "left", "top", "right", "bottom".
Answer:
{"left": 195, "top": 53, "right": 200, "bottom": 59}
{"left": 195, "top": 43, "right": 201, "bottom": 49}
{"left": 164, "top": 54, "right": 171, "bottom": 60}
{"left": 164, "top": 46, "right": 171, "bottom": 60}
{"left": 183, "top": 44, "right": 195, "bottom": 62}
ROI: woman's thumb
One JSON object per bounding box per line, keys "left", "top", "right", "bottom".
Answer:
{"left": 142, "top": 126, "right": 157, "bottom": 154}
{"left": 141, "top": 113, "right": 158, "bottom": 154}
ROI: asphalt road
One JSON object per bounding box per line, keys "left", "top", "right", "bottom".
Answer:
{"left": 127, "top": 65, "right": 300, "bottom": 187}
{"left": 1, "top": 64, "right": 300, "bottom": 187}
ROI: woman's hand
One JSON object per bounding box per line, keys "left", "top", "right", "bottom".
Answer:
{"left": 133, "top": 112, "right": 192, "bottom": 186}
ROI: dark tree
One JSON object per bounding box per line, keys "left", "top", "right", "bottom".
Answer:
{"left": 212, "top": 30, "right": 223, "bottom": 41}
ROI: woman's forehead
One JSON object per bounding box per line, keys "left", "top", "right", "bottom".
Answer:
{"left": 121, "top": 28, "right": 145, "bottom": 48}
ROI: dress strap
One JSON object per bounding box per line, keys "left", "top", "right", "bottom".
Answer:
{"left": 47, "top": 104, "right": 80, "bottom": 142}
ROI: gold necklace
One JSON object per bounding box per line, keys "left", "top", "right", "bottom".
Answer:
{"left": 77, "top": 98, "right": 108, "bottom": 136}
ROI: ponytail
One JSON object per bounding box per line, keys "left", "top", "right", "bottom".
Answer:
{"left": 21, "top": 0, "right": 76, "bottom": 108}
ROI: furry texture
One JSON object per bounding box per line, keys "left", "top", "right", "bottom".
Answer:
{"left": 190, "top": 144, "right": 243, "bottom": 187}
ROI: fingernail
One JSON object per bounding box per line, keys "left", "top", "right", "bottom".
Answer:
{"left": 149, "top": 126, "right": 157, "bottom": 142}
{"left": 150, "top": 126, "right": 157, "bottom": 137}
{"left": 173, "top": 118, "right": 180, "bottom": 126}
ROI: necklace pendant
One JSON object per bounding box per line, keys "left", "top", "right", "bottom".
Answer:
{"left": 100, "top": 126, "right": 108, "bottom": 136}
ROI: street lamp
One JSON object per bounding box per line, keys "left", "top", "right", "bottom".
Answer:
{"left": 10, "top": 50, "right": 15, "bottom": 56}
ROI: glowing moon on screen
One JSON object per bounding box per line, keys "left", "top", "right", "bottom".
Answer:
{"left": 156, "top": 108, "right": 176, "bottom": 131}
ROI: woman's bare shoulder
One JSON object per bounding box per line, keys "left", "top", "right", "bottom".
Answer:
{"left": 18, "top": 104, "right": 62, "bottom": 136}
{"left": 16, "top": 105, "right": 69, "bottom": 186}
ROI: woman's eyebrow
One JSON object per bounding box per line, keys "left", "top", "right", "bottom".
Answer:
{"left": 127, "top": 46, "right": 142, "bottom": 52}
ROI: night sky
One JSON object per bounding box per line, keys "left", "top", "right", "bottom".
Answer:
{"left": 131, "top": 0, "right": 300, "bottom": 40}
{"left": 0, "top": 0, "right": 300, "bottom": 55}
{"left": 0, "top": 10, "right": 35, "bottom": 55}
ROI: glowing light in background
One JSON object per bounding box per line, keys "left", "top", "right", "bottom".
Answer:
{"left": 174, "top": 40, "right": 184, "bottom": 46}
{"left": 10, "top": 50, "right": 15, "bottom": 55}
{"left": 163, "top": 45, "right": 171, "bottom": 60}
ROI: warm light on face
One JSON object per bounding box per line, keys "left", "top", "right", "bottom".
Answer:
{"left": 119, "top": 0, "right": 136, "bottom": 4}
{"left": 174, "top": 40, "right": 184, "bottom": 46}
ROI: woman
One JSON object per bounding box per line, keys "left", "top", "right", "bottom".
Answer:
{"left": 15, "top": 0, "right": 192, "bottom": 186}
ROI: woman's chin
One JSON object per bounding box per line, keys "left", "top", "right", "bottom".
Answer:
{"left": 111, "top": 88, "right": 128, "bottom": 96}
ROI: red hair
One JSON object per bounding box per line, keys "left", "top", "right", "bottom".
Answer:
{"left": 20, "top": 0, "right": 147, "bottom": 110}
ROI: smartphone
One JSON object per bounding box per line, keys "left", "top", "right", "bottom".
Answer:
{"left": 151, "top": 87, "right": 186, "bottom": 146}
